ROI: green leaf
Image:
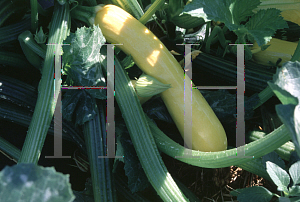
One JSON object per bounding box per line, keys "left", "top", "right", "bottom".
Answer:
{"left": 262, "top": 151, "right": 285, "bottom": 170}
{"left": 178, "top": 0, "right": 208, "bottom": 28}
{"left": 266, "top": 161, "right": 290, "bottom": 192}
{"left": 62, "top": 90, "right": 97, "bottom": 125}
{"left": 276, "top": 105, "right": 300, "bottom": 158}
{"left": 268, "top": 83, "right": 298, "bottom": 106}
{"left": 236, "top": 186, "right": 273, "bottom": 202}
{"left": 115, "top": 122, "right": 150, "bottom": 193}
{"left": 0, "top": 163, "right": 75, "bottom": 202}
{"left": 289, "top": 185, "right": 300, "bottom": 197}
{"left": 269, "top": 62, "right": 300, "bottom": 104}
{"left": 230, "top": 188, "right": 243, "bottom": 197}
{"left": 230, "top": 0, "right": 261, "bottom": 24}
{"left": 62, "top": 25, "right": 106, "bottom": 99}
{"left": 73, "top": 178, "right": 94, "bottom": 202}
{"left": 245, "top": 8, "right": 288, "bottom": 46}
{"left": 289, "top": 161, "right": 300, "bottom": 185}
{"left": 193, "top": 0, "right": 236, "bottom": 30}
{"left": 199, "top": 89, "right": 259, "bottom": 123}
{"left": 268, "top": 61, "right": 300, "bottom": 158}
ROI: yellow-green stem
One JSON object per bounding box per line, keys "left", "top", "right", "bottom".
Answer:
{"left": 139, "top": 0, "right": 165, "bottom": 25}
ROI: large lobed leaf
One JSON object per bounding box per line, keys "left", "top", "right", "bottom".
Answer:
{"left": 268, "top": 61, "right": 300, "bottom": 158}
{"left": 62, "top": 25, "right": 106, "bottom": 100}
{"left": 0, "top": 164, "right": 75, "bottom": 202}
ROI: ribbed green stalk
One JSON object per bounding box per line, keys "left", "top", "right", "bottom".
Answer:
{"left": 0, "top": 15, "right": 30, "bottom": 45}
{"left": 114, "top": 56, "right": 189, "bottom": 201}
{"left": 111, "top": 0, "right": 144, "bottom": 19}
{"left": 147, "top": 116, "right": 291, "bottom": 168}
{"left": 98, "top": 102, "right": 115, "bottom": 201}
{"left": 18, "top": 2, "right": 70, "bottom": 164}
{"left": 0, "top": 51, "right": 31, "bottom": 68}
{"left": 253, "top": 86, "right": 274, "bottom": 109}
{"left": 30, "top": 0, "right": 38, "bottom": 32}
{"left": 139, "top": 0, "right": 165, "bottom": 24}
{"left": 83, "top": 104, "right": 108, "bottom": 202}
{"left": 0, "top": 137, "right": 20, "bottom": 162}
{"left": 0, "top": 6, "right": 25, "bottom": 27}
{"left": 18, "top": 30, "right": 46, "bottom": 59}
{"left": 248, "top": 130, "right": 295, "bottom": 161}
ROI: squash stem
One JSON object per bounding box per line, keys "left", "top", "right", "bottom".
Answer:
{"left": 18, "top": 2, "right": 70, "bottom": 164}
{"left": 70, "top": 4, "right": 104, "bottom": 26}
{"left": 153, "top": 17, "right": 167, "bottom": 34}
{"left": 0, "top": 6, "right": 24, "bottom": 27}
{"left": 30, "top": 0, "right": 38, "bottom": 32}
{"left": 18, "top": 30, "right": 46, "bottom": 59}
{"left": 205, "top": 26, "right": 227, "bottom": 53}
{"left": 139, "top": 0, "right": 165, "bottom": 25}
{"left": 253, "top": 86, "right": 274, "bottom": 110}
{"left": 18, "top": 31, "right": 44, "bottom": 71}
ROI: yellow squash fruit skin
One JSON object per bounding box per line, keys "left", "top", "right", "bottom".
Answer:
{"left": 94, "top": 5, "right": 227, "bottom": 152}
{"left": 252, "top": 38, "right": 297, "bottom": 66}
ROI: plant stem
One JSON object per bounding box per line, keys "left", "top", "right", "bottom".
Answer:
{"left": 111, "top": 0, "right": 144, "bottom": 19}
{"left": 18, "top": 30, "right": 46, "bottom": 59}
{"left": 0, "top": 51, "right": 31, "bottom": 68}
{"left": 31, "top": 0, "right": 38, "bottom": 33}
{"left": 139, "top": 0, "right": 165, "bottom": 25}
{"left": 0, "top": 15, "right": 31, "bottom": 45}
{"left": 148, "top": 116, "right": 291, "bottom": 168}
{"left": 0, "top": 137, "right": 20, "bottom": 163}
{"left": 83, "top": 104, "right": 108, "bottom": 202}
{"left": 253, "top": 86, "right": 274, "bottom": 110}
{"left": 0, "top": 6, "right": 24, "bottom": 27}
{"left": 205, "top": 26, "right": 227, "bottom": 53}
{"left": 18, "top": 2, "right": 70, "bottom": 164}
{"left": 114, "top": 54, "right": 189, "bottom": 201}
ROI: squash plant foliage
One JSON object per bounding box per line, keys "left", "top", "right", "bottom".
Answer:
{"left": 1, "top": 0, "right": 300, "bottom": 201}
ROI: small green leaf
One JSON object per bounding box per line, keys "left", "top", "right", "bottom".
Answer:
{"left": 0, "top": 163, "right": 75, "bottom": 202}
{"left": 237, "top": 186, "right": 273, "bottom": 202}
{"left": 34, "top": 27, "right": 48, "bottom": 44}
{"left": 266, "top": 161, "right": 290, "bottom": 192}
{"left": 289, "top": 161, "right": 300, "bottom": 185}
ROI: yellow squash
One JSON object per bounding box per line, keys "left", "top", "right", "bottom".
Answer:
{"left": 92, "top": 5, "right": 227, "bottom": 151}
{"left": 252, "top": 38, "right": 297, "bottom": 66}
